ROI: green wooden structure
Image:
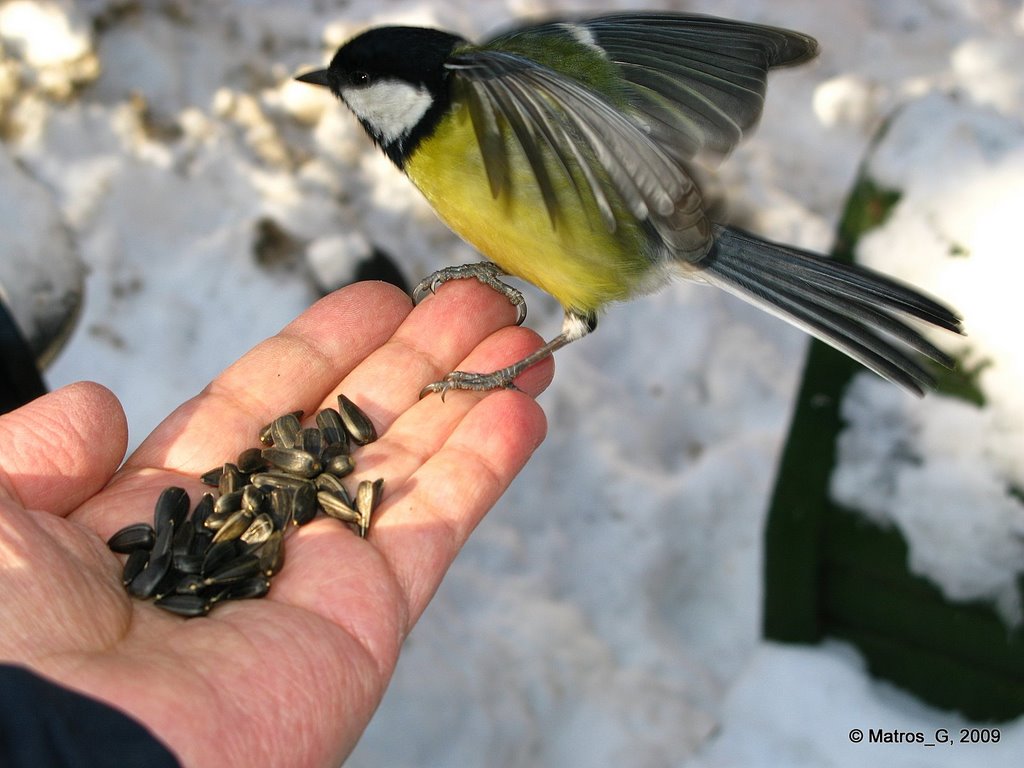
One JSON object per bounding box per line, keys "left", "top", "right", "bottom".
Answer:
{"left": 762, "top": 176, "right": 1024, "bottom": 722}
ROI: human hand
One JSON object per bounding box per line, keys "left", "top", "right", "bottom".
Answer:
{"left": 0, "top": 280, "right": 550, "bottom": 767}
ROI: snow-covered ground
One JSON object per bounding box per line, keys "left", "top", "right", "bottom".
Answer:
{"left": 2, "top": 1, "right": 1021, "bottom": 765}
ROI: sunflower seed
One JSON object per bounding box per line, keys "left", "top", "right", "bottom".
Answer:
{"left": 240, "top": 513, "right": 274, "bottom": 546}
{"left": 203, "top": 510, "right": 233, "bottom": 531}
{"left": 316, "top": 408, "right": 348, "bottom": 451}
{"left": 270, "top": 413, "right": 301, "bottom": 449}
{"left": 212, "top": 575, "right": 270, "bottom": 602}
{"left": 122, "top": 548, "right": 149, "bottom": 586}
{"left": 173, "top": 552, "right": 205, "bottom": 575}
{"left": 211, "top": 509, "right": 254, "bottom": 544}
{"left": 237, "top": 447, "right": 268, "bottom": 474}
{"left": 127, "top": 550, "right": 171, "bottom": 599}
{"left": 258, "top": 420, "right": 275, "bottom": 446}
{"left": 292, "top": 481, "right": 318, "bottom": 525}
{"left": 200, "top": 466, "right": 223, "bottom": 486}
{"left": 173, "top": 574, "right": 206, "bottom": 594}
{"left": 218, "top": 462, "right": 242, "bottom": 495}
{"left": 189, "top": 529, "right": 213, "bottom": 556}
{"left": 355, "top": 478, "right": 383, "bottom": 538}
{"left": 261, "top": 447, "right": 321, "bottom": 478}
{"left": 338, "top": 394, "right": 377, "bottom": 445}
{"left": 155, "top": 593, "right": 211, "bottom": 618}
{"left": 152, "top": 567, "right": 185, "bottom": 600}
{"left": 152, "top": 511, "right": 175, "bottom": 558}
{"left": 204, "top": 553, "right": 261, "bottom": 586}
{"left": 318, "top": 490, "right": 360, "bottom": 524}
{"left": 324, "top": 453, "right": 355, "bottom": 478}
{"left": 267, "top": 486, "right": 294, "bottom": 530}
{"left": 171, "top": 518, "right": 195, "bottom": 558}
{"left": 114, "top": 399, "right": 380, "bottom": 616}
{"left": 314, "top": 471, "right": 350, "bottom": 502}
{"left": 214, "top": 489, "right": 244, "bottom": 515}
{"left": 296, "top": 427, "right": 323, "bottom": 458}
{"left": 154, "top": 487, "right": 190, "bottom": 532}
{"left": 256, "top": 530, "right": 284, "bottom": 576}
{"left": 202, "top": 539, "right": 242, "bottom": 576}
{"left": 250, "top": 471, "right": 314, "bottom": 492}
{"left": 192, "top": 493, "right": 215, "bottom": 532}
{"left": 242, "top": 484, "right": 266, "bottom": 515}
{"left": 107, "top": 523, "right": 156, "bottom": 554}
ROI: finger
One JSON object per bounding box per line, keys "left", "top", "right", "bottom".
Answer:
{"left": 324, "top": 276, "right": 530, "bottom": 434}
{"left": 125, "top": 281, "right": 413, "bottom": 474}
{"left": 0, "top": 382, "right": 127, "bottom": 516}
{"left": 312, "top": 277, "right": 549, "bottom": 504}
{"left": 374, "top": 389, "right": 547, "bottom": 624}
{"left": 349, "top": 321, "right": 550, "bottom": 489}
{"left": 258, "top": 323, "right": 548, "bottom": 636}
{"left": 74, "top": 282, "right": 413, "bottom": 536}
{"left": 79, "top": 278, "right": 532, "bottom": 536}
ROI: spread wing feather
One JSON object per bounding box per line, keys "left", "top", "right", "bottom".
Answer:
{"left": 447, "top": 50, "right": 693, "bottom": 236}
{"left": 580, "top": 14, "right": 817, "bottom": 161}
{"left": 446, "top": 14, "right": 817, "bottom": 251}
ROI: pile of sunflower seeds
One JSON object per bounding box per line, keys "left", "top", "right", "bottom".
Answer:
{"left": 107, "top": 395, "right": 383, "bottom": 618}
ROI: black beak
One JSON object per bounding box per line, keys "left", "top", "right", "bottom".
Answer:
{"left": 295, "top": 68, "right": 331, "bottom": 87}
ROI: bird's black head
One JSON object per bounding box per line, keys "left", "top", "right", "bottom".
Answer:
{"left": 297, "top": 26, "right": 465, "bottom": 167}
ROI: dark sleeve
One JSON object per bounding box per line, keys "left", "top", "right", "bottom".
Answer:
{"left": 0, "top": 665, "right": 181, "bottom": 768}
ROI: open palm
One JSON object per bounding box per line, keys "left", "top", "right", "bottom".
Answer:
{"left": 0, "top": 281, "right": 549, "bottom": 767}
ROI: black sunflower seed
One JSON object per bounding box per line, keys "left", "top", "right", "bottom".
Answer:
{"left": 213, "top": 575, "right": 270, "bottom": 602}
{"left": 127, "top": 550, "right": 171, "bottom": 599}
{"left": 316, "top": 408, "right": 348, "bottom": 451}
{"left": 296, "top": 427, "right": 323, "bottom": 458}
{"left": 261, "top": 447, "right": 321, "bottom": 478}
{"left": 292, "top": 481, "right": 318, "bottom": 526}
{"left": 115, "top": 398, "right": 380, "bottom": 616}
{"left": 122, "top": 548, "right": 149, "bottom": 586}
{"left": 107, "top": 523, "right": 156, "bottom": 554}
{"left": 214, "top": 488, "right": 244, "bottom": 516}
{"left": 255, "top": 531, "right": 284, "bottom": 576}
{"left": 155, "top": 593, "right": 211, "bottom": 618}
{"left": 337, "top": 394, "right": 377, "bottom": 445}
{"left": 202, "top": 539, "right": 242, "bottom": 576}
{"left": 270, "top": 413, "right": 301, "bottom": 449}
{"left": 211, "top": 509, "right": 254, "bottom": 545}
{"left": 191, "top": 493, "right": 215, "bottom": 532}
{"left": 237, "top": 446, "right": 268, "bottom": 474}
{"left": 154, "top": 487, "right": 189, "bottom": 532}
{"left": 318, "top": 490, "right": 359, "bottom": 524}
{"left": 218, "top": 463, "right": 242, "bottom": 495}
{"left": 204, "top": 553, "right": 261, "bottom": 586}
{"left": 324, "top": 453, "right": 355, "bottom": 478}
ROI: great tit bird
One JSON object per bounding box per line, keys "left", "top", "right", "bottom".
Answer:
{"left": 297, "top": 12, "right": 962, "bottom": 397}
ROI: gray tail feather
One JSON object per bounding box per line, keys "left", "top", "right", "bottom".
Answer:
{"left": 695, "top": 225, "right": 963, "bottom": 396}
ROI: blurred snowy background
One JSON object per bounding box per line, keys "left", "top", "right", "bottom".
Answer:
{"left": 2, "top": 0, "right": 1022, "bottom": 765}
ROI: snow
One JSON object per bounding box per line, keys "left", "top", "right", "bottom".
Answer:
{"left": 832, "top": 94, "right": 1024, "bottom": 623}
{"left": 2, "top": 1, "right": 1021, "bottom": 766}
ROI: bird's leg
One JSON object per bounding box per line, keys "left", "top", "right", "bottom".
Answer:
{"left": 413, "top": 261, "right": 527, "bottom": 326}
{"left": 420, "top": 310, "right": 597, "bottom": 399}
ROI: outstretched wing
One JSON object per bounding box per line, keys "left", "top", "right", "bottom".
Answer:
{"left": 447, "top": 50, "right": 696, "bottom": 229}
{"left": 570, "top": 13, "right": 818, "bottom": 161}
{"left": 447, "top": 13, "right": 816, "bottom": 254}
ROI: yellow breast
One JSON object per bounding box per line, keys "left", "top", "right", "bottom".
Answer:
{"left": 403, "top": 102, "right": 651, "bottom": 313}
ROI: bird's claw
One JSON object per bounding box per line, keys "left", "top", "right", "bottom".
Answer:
{"left": 419, "top": 370, "right": 521, "bottom": 401}
{"left": 412, "top": 262, "right": 527, "bottom": 326}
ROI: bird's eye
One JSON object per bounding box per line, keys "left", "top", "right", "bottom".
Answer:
{"left": 349, "top": 70, "right": 370, "bottom": 86}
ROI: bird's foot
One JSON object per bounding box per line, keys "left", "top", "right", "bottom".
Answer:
{"left": 419, "top": 368, "right": 521, "bottom": 401}
{"left": 412, "top": 262, "right": 527, "bottom": 326}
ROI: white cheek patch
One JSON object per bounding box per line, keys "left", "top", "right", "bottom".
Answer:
{"left": 341, "top": 80, "right": 434, "bottom": 145}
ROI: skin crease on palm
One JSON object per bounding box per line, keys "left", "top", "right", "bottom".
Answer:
{"left": 0, "top": 280, "right": 551, "bottom": 767}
